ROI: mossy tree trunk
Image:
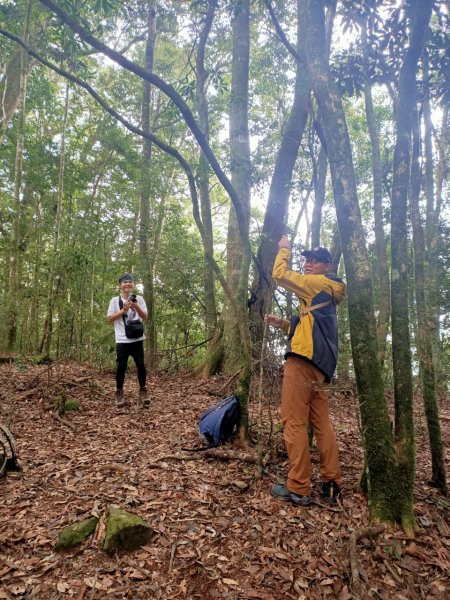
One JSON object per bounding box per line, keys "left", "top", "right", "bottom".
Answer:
{"left": 411, "top": 111, "right": 447, "bottom": 497}
{"left": 390, "top": 0, "right": 433, "bottom": 534}
{"left": 305, "top": 0, "right": 397, "bottom": 525}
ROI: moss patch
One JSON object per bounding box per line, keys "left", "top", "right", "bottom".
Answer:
{"left": 55, "top": 516, "right": 98, "bottom": 551}
{"left": 103, "top": 507, "right": 153, "bottom": 553}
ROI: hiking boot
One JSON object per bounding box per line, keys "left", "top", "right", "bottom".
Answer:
{"left": 115, "top": 389, "right": 125, "bottom": 409}
{"left": 139, "top": 387, "right": 150, "bottom": 408}
{"left": 271, "top": 484, "right": 313, "bottom": 507}
{"left": 321, "top": 480, "right": 341, "bottom": 504}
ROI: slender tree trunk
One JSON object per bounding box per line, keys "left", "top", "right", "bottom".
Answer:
{"left": 310, "top": 146, "right": 327, "bottom": 248}
{"left": 201, "top": 0, "right": 252, "bottom": 437}
{"left": 195, "top": 0, "right": 217, "bottom": 345}
{"left": 7, "top": 0, "right": 32, "bottom": 351}
{"left": 428, "top": 106, "right": 448, "bottom": 395}
{"left": 27, "top": 194, "right": 42, "bottom": 353}
{"left": 306, "top": 0, "right": 398, "bottom": 525}
{"left": 390, "top": 0, "right": 433, "bottom": 534}
{"left": 39, "top": 81, "right": 70, "bottom": 356}
{"left": 140, "top": 0, "right": 158, "bottom": 369}
{"left": 361, "top": 19, "right": 390, "bottom": 366}
{"left": 410, "top": 110, "right": 447, "bottom": 497}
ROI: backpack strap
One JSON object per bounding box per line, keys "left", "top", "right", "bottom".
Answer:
{"left": 300, "top": 300, "right": 331, "bottom": 317}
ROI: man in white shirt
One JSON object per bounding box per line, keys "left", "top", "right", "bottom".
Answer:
{"left": 107, "top": 273, "right": 149, "bottom": 408}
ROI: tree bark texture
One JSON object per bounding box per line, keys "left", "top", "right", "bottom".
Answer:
{"left": 411, "top": 111, "right": 447, "bottom": 497}
{"left": 38, "top": 81, "right": 69, "bottom": 356}
{"left": 222, "top": 0, "right": 252, "bottom": 383}
{"left": 310, "top": 146, "right": 328, "bottom": 249}
{"left": 428, "top": 106, "right": 449, "bottom": 395}
{"left": 249, "top": 0, "right": 310, "bottom": 346}
{"left": 140, "top": 0, "right": 158, "bottom": 369}
{"left": 361, "top": 19, "right": 390, "bottom": 367}
{"left": 305, "top": 0, "right": 397, "bottom": 525}
{"left": 202, "top": 0, "right": 252, "bottom": 435}
{"left": 7, "top": 0, "right": 32, "bottom": 351}
{"left": 390, "top": 0, "right": 433, "bottom": 533}
{"left": 195, "top": 0, "right": 218, "bottom": 344}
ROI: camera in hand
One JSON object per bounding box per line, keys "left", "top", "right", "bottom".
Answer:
{"left": 130, "top": 294, "right": 137, "bottom": 303}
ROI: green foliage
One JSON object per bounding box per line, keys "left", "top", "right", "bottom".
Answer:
{"left": 52, "top": 393, "right": 80, "bottom": 415}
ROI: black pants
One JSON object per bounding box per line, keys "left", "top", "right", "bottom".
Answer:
{"left": 116, "top": 341, "right": 146, "bottom": 390}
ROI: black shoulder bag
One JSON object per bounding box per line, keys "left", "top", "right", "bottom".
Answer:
{"left": 118, "top": 298, "right": 144, "bottom": 339}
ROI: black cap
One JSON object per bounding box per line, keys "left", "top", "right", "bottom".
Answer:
{"left": 118, "top": 273, "right": 134, "bottom": 283}
{"left": 301, "top": 247, "right": 332, "bottom": 263}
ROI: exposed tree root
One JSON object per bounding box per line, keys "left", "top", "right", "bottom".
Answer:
{"left": 51, "top": 412, "right": 77, "bottom": 432}
{"left": 349, "top": 524, "right": 386, "bottom": 599}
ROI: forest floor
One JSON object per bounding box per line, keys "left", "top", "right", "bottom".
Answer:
{"left": 0, "top": 359, "right": 449, "bottom": 600}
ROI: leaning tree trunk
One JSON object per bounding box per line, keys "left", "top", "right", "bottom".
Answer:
{"left": 305, "top": 0, "right": 398, "bottom": 526}
{"left": 195, "top": 0, "right": 218, "bottom": 345}
{"left": 140, "top": 0, "right": 158, "bottom": 369}
{"left": 410, "top": 110, "right": 447, "bottom": 497}
{"left": 361, "top": 18, "right": 390, "bottom": 366}
{"left": 390, "top": 0, "right": 433, "bottom": 535}
{"left": 249, "top": 0, "right": 310, "bottom": 348}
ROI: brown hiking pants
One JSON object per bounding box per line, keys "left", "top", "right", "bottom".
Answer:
{"left": 281, "top": 355, "right": 341, "bottom": 496}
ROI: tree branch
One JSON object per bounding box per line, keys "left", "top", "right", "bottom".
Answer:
{"left": 37, "top": 0, "right": 251, "bottom": 253}
{"left": 0, "top": 27, "right": 241, "bottom": 319}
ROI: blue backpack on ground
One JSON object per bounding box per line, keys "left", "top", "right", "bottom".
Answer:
{"left": 198, "top": 395, "right": 240, "bottom": 448}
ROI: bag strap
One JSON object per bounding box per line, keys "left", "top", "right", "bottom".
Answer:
{"left": 118, "top": 297, "right": 127, "bottom": 326}
{"left": 300, "top": 300, "right": 332, "bottom": 317}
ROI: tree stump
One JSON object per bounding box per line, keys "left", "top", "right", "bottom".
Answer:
{"left": 55, "top": 516, "right": 98, "bottom": 550}
{"left": 102, "top": 506, "right": 153, "bottom": 553}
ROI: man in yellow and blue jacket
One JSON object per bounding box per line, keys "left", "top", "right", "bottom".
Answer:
{"left": 266, "top": 236, "right": 346, "bottom": 506}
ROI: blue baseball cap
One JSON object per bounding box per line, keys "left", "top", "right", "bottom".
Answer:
{"left": 118, "top": 273, "right": 134, "bottom": 283}
{"left": 301, "top": 247, "right": 332, "bottom": 263}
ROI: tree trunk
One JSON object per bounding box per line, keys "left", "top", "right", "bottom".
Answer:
{"left": 7, "top": 0, "right": 32, "bottom": 351}
{"left": 410, "top": 110, "right": 447, "bottom": 497}
{"left": 310, "top": 146, "right": 328, "bottom": 248}
{"left": 38, "top": 81, "right": 70, "bottom": 356}
{"left": 390, "top": 0, "right": 433, "bottom": 534}
{"left": 361, "top": 19, "right": 390, "bottom": 366}
{"left": 140, "top": 0, "right": 158, "bottom": 369}
{"left": 202, "top": 0, "right": 252, "bottom": 437}
{"left": 195, "top": 0, "right": 218, "bottom": 345}
{"left": 249, "top": 0, "right": 310, "bottom": 346}
{"left": 305, "top": 0, "right": 397, "bottom": 525}
{"left": 424, "top": 79, "right": 447, "bottom": 396}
